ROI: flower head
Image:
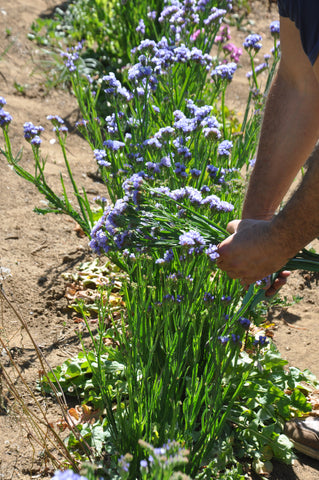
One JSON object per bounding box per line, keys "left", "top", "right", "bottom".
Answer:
{"left": 253, "top": 335, "right": 269, "bottom": 346}
{"left": 0, "top": 109, "right": 12, "bottom": 128}
{"left": 179, "top": 230, "right": 205, "bottom": 247}
{"left": 243, "top": 34, "right": 262, "bottom": 51}
{"left": 215, "top": 25, "right": 231, "bottom": 44}
{"left": 60, "top": 42, "right": 83, "bottom": 72}
{"left": 52, "top": 470, "right": 88, "bottom": 480}
{"left": 136, "top": 18, "right": 146, "bottom": 34}
{"left": 47, "top": 114, "right": 65, "bottom": 127}
{"left": 23, "top": 122, "right": 44, "bottom": 142}
{"left": 218, "top": 140, "right": 233, "bottom": 156}
{"left": 211, "top": 62, "right": 237, "bottom": 81}
{"left": 103, "top": 139, "right": 125, "bottom": 151}
{"left": 238, "top": 316, "right": 251, "bottom": 329}
{"left": 203, "top": 7, "right": 226, "bottom": 26}
{"left": 31, "top": 135, "right": 42, "bottom": 147}
{"left": 223, "top": 43, "right": 243, "bottom": 63}
{"left": 270, "top": 20, "right": 280, "bottom": 37}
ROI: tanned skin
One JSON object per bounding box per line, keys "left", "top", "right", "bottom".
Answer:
{"left": 217, "top": 17, "right": 319, "bottom": 294}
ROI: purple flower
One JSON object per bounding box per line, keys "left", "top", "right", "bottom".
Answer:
{"left": 103, "top": 139, "right": 125, "bottom": 151}
{"left": 253, "top": 335, "right": 269, "bottom": 346}
{"left": 23, "top": 122, "right": 44, "bottom": 141}
{"left": 190, "top": 47, "right": 212, "bottom": 67}
{"left": 231, "top": 334, "right": 242, "bottom": 345}
{"left": 122, "top": 173, "right": 144, "bottom": 203}
{"left": 204, "top": 7, "right": 226, "bottom": 26}
{"left": 246, "top": 62, "right": 268, "bottom": 78}
{"left": 238, "top": 317, "right": 251, "bottom": 329}
{"left": 163, "top": 294, "right": 175, "bottom": 302}
{"left": 0, "top": 96, "right": 6, "bottom": 107}
{"left": 143, "top": 137, "right": 163, "bottom": 149}
{"left": 270, "top": 20, "right": 280, "bottom": 37}
{"left": 154, "top": 126, "right": 175, "bottom": 139}
{"left": 102, "top": 72, "right": 121, "bottom": 92}
{"left": 136, "top": 39, "right": 157, "bottom": 54}
{"left": 174, "top": 115, "right": 198, "bottom": 133}
{"left": 190, "top": 168, "right": 201, "bottom": 177}
{"left": 223, "top": 43, "right": 243, "bottom": 63}
{"left": 31, "top": 135, "right": 42, "bottom": 147}
{"left": 219, "top": 200, "right": 234, "bottom": 212}
{"left": 140, "top": 459, "right": 148, "bottom": 469}
{"left": 222, "top": 295, "right": 232, "bottom": 303}
{"left": 47, "top": 114, "right": 64, "bottom": 126}
{"left": 201, "top": 188, "right": 234, "bottom": 209}
{"left": 52, "top": 470, "right": 88, "bottom": 480}
{"left": 179, "top": 230, "right": 205, "bottom": 246}
{"left": 147, "top": 10, "right": 157, "bottom": 20}
{"left": 128, "top": 63, "right": 153, "bottom": 82}
{"left": 146, "top": 161, "right": 161, "bottom": 173}
{"left": 105, "top": 113, "right": 118, "bottom": 134}
{"left": 160, "top": 156, "right": 171, "bottom": 168}
{"left": 243, "top": 34, "right": 262, "bottom": 51}
{"left": 136, "top": 19, "right": 146, "bottom": 34}
{"left": 174, "top": 162, "right": 188, "bottom": 177}
{"left": 218, "top": 140, "right": 233, "bottom": 156}
{"left": 206, "top": 244, "right": 219, "bottom": 262}
{"left": 218, "top": 335, "right": 230, "bottom": 345}
{"left": 203, "top": 126, "right": 221, "bottom": 139}
{"left": 0, "top": 109, "right": 12, "bottom": 127}
{"left": 203, "top": 292, "right": 215, "bottom": 302}
{"left": 215, "top": 25, "right": 231, "bottom": 44}
{"left": 186, "top": 186, "right": 203, "bottom": 205}
{"left": 211, "top": 62, "right": 237, "bottom": 81}
{"left": 93, "top": 149, "right": 111, "bottom": 168}
{"left": 75, "top": 119, "right": 88, "bottom": 129}
{"left": 60, "top": 42, "right": 83, "bottom": 72}
{"left": 118, "top": 455, "right": 131, "bottom": 473}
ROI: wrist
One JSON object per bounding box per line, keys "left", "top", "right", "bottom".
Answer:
{"left": 269, "top": 214, "right": 301, "bottom": 259}
{"left": 241, "top": 207, "right": 275, "bottom": 221}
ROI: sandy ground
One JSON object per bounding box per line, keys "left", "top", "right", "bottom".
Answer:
{"left": 1, "top": 1, "right": 319, "bottom": 478}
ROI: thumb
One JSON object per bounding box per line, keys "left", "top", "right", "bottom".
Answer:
{"left": 226, "top": 219, "right": 241, "bottom": 234}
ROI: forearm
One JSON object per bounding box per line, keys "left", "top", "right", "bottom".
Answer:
{"left": 271, "top": 144, "right": 319, "bottom": 257}
{"left": 242, "top": 63, "right": 319, "bottom": 220}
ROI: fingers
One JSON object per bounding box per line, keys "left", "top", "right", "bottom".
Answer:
{"left": 265, "top": 271, "right": 290, "bottom": 297}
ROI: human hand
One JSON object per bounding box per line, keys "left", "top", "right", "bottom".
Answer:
{"left": 216, "top": 218, "right": 291, "bottom": 294}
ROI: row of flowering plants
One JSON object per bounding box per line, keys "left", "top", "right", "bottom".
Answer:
{"left": 1, "top": 1, "right": 319, "bottom": 479}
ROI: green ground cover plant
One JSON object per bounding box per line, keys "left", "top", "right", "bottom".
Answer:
{"left": 2, "top": 1, "right": 319, "bottom": 479}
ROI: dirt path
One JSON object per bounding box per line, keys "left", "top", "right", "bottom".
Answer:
{"left": 1, "top": 1, "right": 319, "bottom": 479}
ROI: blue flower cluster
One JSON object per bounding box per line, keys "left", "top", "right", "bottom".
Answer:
{"left": 158, "top": 1, "right": 228, "bottom": 43}
{"left": 102, "top": 72, "right": 133, "bottom": 102}
{"left": 60, "top": 42, "right": 83, "bottom": 72}
{"left": 270, "top": 20, "right": 280, "bottom": 37}
{"left": 47, "top": 114, "right": 68, "bottom": 134}
{"left": 173, "top": 100, "right": 220, "bottom": 137}
{"left": 211, "top": 62, "right": 237, "bottom": 81}
{"left": 217, "top": 140, "right": 233, "bottom": 156}
{"left": 218, "top": 334, "right": 242, "bottom": 346}
{"left": 0, "top": 97, "right": 12, "bottom": 128}
{"left": 154, "top": 186, "right": 233, "bottom": 212}
{"left": 243, "top": 33, "right": 262, "bottom": 51}
{"left": 23, "top": 121, "right": 44, "bottom": 146}
{"left": 52, "top": 470, "right": 88, "bottom": 480}
{"left": 93, "top": 149, "right": 111, "bottom": 168}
